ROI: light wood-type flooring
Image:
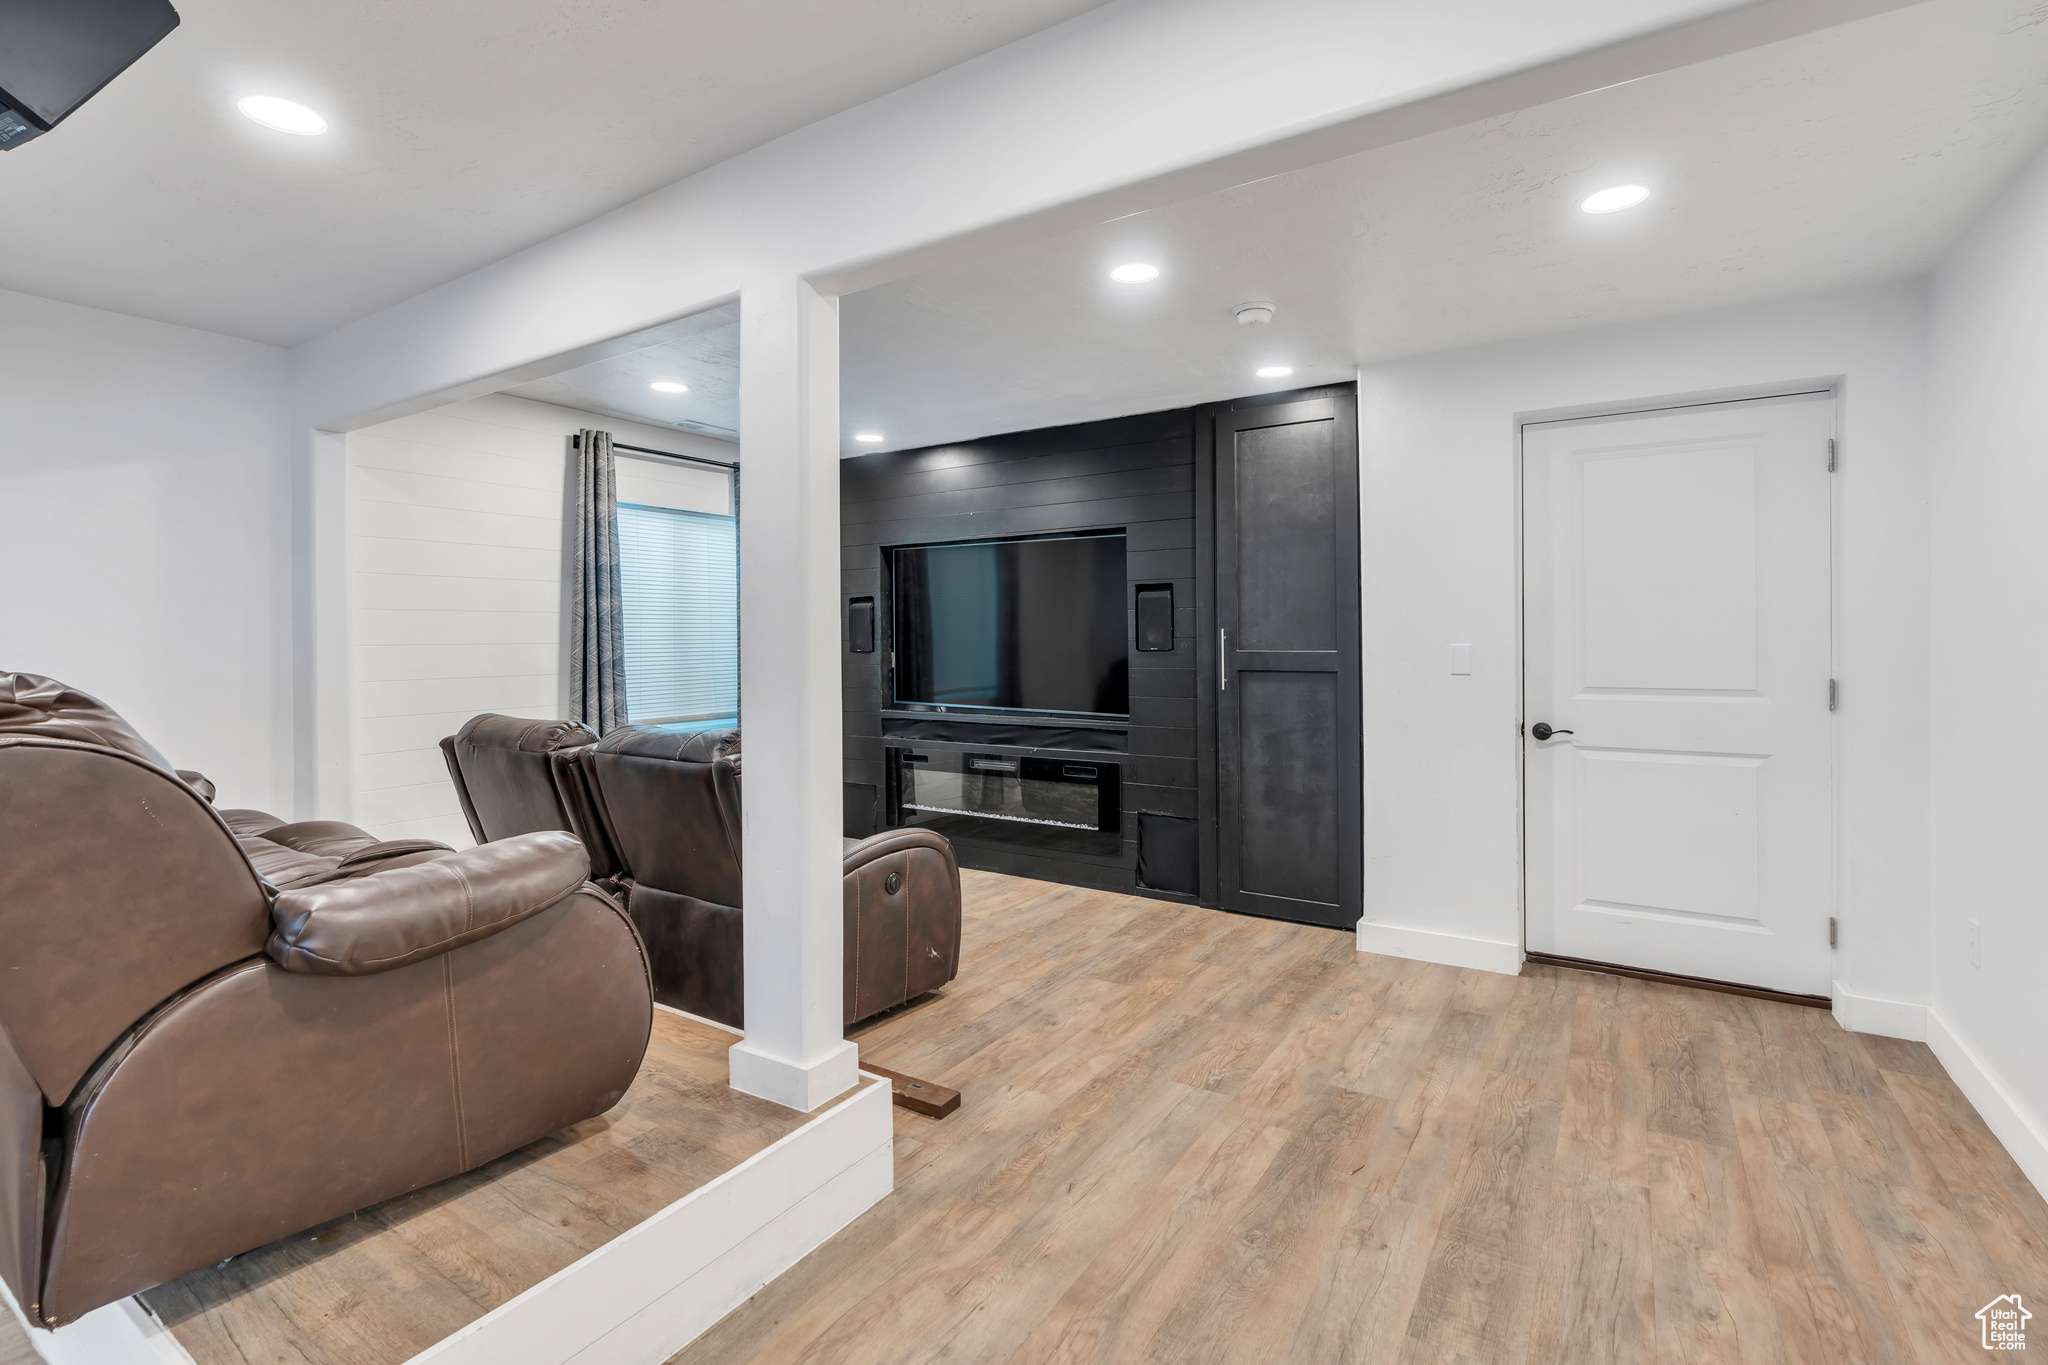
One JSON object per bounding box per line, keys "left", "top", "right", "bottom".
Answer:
{"left": 2, "top": 872, "right": 2041, "bottom": 1364}
{"left": 0, "top": 1012, "right": 872, "bottom": 1365}
{"left": 675, "top": 871, "right": 2048, "bottom": 1365}
{"left": 137, "top": 1012, "right": 874, "bottom": 1365}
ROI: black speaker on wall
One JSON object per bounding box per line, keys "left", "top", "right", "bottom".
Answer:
{"left": 0, "top": 0, "right": 181, "bottom": 151}
{"left": 1135, "top": 584, "right": 1174, "bottom": 651}
{"left": 1136, "top": 812, "right": 1199, "bottom": 896}
{"left": 847, "top": 596, "right": 875, "bottom": 653}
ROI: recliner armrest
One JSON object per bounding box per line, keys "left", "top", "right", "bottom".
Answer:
{"left": 843, "top": 826, "right": 954, "bottom": 873}
{"left": 268, "top": 831, "right": 590, "bottom": 976}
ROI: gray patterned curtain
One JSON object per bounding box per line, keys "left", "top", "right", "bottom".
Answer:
{"left": 571, "top": 429, "right": 628, "bottom": 734}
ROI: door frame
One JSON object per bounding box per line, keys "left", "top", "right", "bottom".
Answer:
{"left": 1513, "top": 380, "right": 1843, "bottom": 998}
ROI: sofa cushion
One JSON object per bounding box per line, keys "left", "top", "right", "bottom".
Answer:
{"left": 222, "top": 811, "right": 453, "bottom": 889}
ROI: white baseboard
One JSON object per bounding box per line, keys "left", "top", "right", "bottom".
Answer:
{"left": 1356, "top": 921, "right": 1523, "bottom": 976}
{"left": 414, "top": 1071, "right": 894, "bottom": 1365}
{"left": 0, "top": 1278, "right": 194, "bottom": 1365}
{"left": 1811, "top": 987, "right": 2045, "bottom": 1204}
{"left": 1830, "top": 981, "right": 1927, "bottom": 1040}
{"left": 653, "top": 1001, "right": 742, "bottom": 1036}
{"left": 1925, "top": 1008, "right": 2048, "bottom": 1202}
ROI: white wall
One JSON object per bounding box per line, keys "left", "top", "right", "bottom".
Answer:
{"left": 1926, "top": 141, "right": 2048, "bottom": 1193}
{"left": 1356, "top": 281, "right": 1931, "bottom": 1015}
{"left": 0, "top": 287, "right": 292, "bottom": 812}
{"left": 347, "top": 392, "right": 731, "bottom": 843}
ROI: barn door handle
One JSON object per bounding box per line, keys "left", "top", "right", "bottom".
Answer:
{"left": 1219, "top": 629, "right": 1228, "bottom": 691}
{"left": 1530, "top": 722, "right": 1574, "bottom": 741}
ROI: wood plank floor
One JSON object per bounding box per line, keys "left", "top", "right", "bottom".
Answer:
{"left": 1, "top": 872, "right": 2038, "bottom": 1365}
{"left": 138, "top": 1011, "right": 866, "bottom": 1365}
{"left": 675, "top": 871, "right": 2048, "bottom": 1365}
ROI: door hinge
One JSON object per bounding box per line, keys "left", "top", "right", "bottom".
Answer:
{"left": 1828, "top": 438, "right": 1837, "bottom": 472}
{"left": 1829, "top": 916, "right": 1838, "bottom": 948}
{"left": 1829, "top": 678, "right": 1838, "bottom": 712}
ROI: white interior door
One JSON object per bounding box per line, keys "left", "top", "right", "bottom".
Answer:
{"left": 1523, "top": 392, "right": 1834, "bottom": 996}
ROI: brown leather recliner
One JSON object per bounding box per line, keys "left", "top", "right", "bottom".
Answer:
{"left": 0, "top": 674, "right": 653, "bottom": 1328}
{"left": 439, "top": 713, "right": 616, "bottom": 880}
{"left": 442, "top": 716, "right": 961, "bottom": 1029}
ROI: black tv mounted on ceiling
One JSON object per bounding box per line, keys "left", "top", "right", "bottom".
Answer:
{"left": 0, "top": 0, "right": 181, "bottom": 151}
{"left": 891, "top": 531, "right": 1128, "bottom": 721}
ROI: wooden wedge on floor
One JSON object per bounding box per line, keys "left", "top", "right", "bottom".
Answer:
{"left": 860, "top": 1063, "right": 960, "bottom": 1118}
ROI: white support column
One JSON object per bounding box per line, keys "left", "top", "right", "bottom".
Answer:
{"left": 728, "top": 274, "right": 859, "bottom": 1112}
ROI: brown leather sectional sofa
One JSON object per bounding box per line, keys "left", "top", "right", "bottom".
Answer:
{"left": 441, "top": 714, "right": 962, "bottom": 1029}
{"left": 0, "top": 674, "right": 652, "bottom": 1327}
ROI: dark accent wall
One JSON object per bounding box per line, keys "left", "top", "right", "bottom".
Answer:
{"left": 841, "top": 408, "right": 1198, "bottom": 896}
{"left": 842, "top": 384, "right": 1355, "bottom": 904}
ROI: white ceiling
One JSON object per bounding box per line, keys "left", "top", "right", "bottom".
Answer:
{"left": 833, "top": 0, "right": 2048, "bottom": 453}
{"left": 506, "top": 303, "right": 739, "bottom": 441}
{"left": 0, "top": 0, "right": 1109, "bottom": 346}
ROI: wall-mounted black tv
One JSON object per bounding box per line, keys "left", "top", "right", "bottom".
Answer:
{"left": 892, "top": 532, "right": 1128, "bottom": 718}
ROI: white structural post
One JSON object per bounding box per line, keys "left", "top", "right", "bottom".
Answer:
{"left": 728, "top": 274, "right": 859, "bottom": 1111}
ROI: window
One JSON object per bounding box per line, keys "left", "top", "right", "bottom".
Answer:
{"left": 616, "top": 502, "right": 738, "bottom": 722}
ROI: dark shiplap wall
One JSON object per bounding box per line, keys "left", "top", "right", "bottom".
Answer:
{"left": 841, "top": 407, "right": 1199, "bottom": 893}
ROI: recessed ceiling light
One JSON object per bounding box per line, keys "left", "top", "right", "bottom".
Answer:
{"left": 237, "top": 96, "right": 327, "bottom": 136}
{"left": 854, "top": 432, "right": 885, "bottom": 443}
{"left": 1256, "top": 365, "right": 1293, "bottom": 379}
{"left": 649, "top": 381, "right": 689, "bottom": 393}
{"left": 1579, "top": 184, "right": 1649, "bottom": 214}
{"left": 1109, "top": 263, "right": 1160, "bottom": 283}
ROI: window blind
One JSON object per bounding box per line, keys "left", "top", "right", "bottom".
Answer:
{"left": 616, "top": 502, "right": 738, "bottom": 723}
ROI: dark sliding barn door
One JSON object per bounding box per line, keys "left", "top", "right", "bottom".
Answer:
{"left": 1215, "top": 394, "right": 1361, "bottom": 927}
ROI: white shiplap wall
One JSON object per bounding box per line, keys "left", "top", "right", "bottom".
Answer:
{"left": 349, "top": 392, "right": 733, "bottom": 843}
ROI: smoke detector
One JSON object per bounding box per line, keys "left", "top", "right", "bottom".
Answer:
{"left": 1235, "top": 301, "right": 1277, "bottom": 326}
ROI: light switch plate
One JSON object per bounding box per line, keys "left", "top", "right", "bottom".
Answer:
{"left": 1450, "top": 643, "right": 1471, "bottom": 675}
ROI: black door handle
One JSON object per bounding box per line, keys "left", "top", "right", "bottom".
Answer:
{"left": 1530, "top": 722, "right": 1574, "bottom": 741}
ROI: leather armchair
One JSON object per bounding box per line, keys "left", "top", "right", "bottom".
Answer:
{"left": 443, "top": 716, "right": 961, "bottom": 1028}
{"left": 0, "top": 674, "right": 652, "bottom": 1327}
{"left": 439, "top": 713, "right": 616, "bottom": 880}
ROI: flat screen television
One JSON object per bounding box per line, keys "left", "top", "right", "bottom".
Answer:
{"left": 891, "top": 532, "right": 1128, "bottom": 718}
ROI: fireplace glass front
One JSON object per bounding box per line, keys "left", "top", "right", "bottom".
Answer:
{"left": 888, "top": 749, "right": 1120, "bottom": 848}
